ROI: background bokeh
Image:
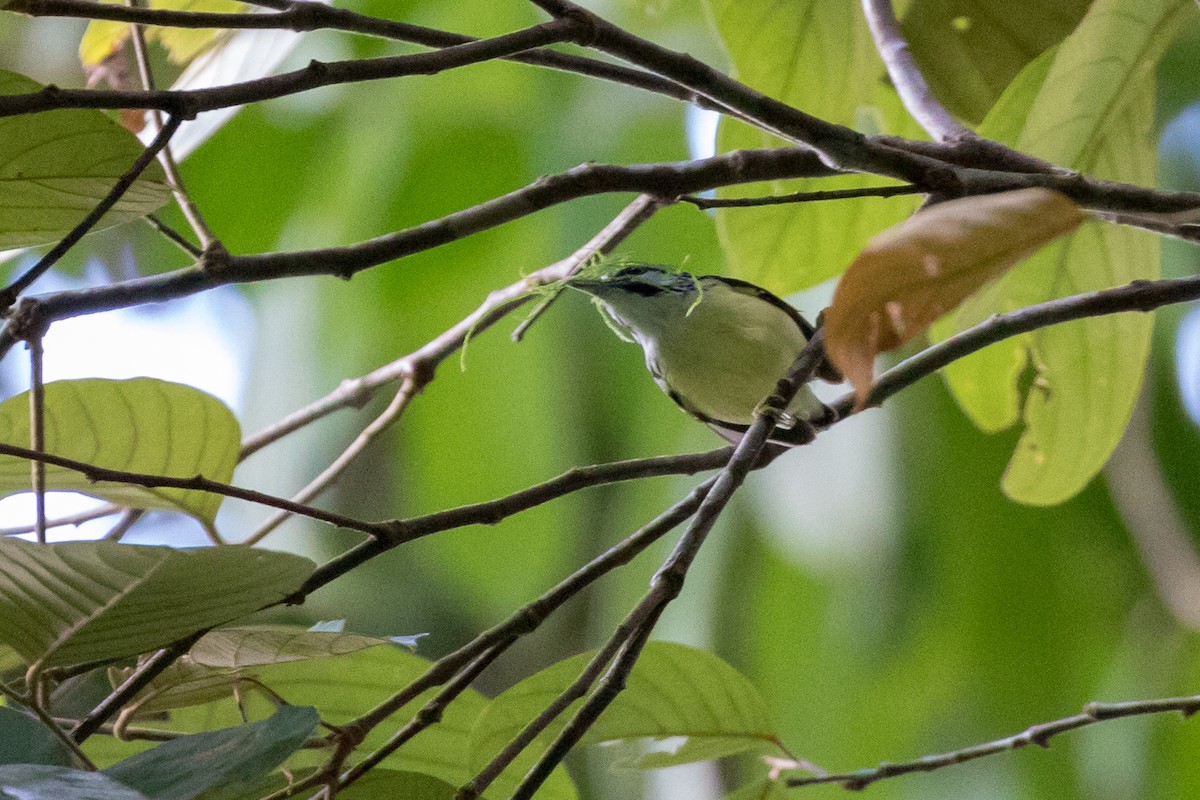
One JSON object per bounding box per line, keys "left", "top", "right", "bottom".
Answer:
{"left": 4, "top": 2, "right": 1200, "bottom": 798}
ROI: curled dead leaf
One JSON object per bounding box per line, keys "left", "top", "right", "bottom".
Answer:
{"left": 824, "top": 187, "right": 1085, "bottom": 409}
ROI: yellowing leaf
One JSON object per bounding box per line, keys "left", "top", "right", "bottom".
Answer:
{"left": 824, "top": 189, "right": 1084, "bottom": 407}
{"left": 79, "top": 0, "right": 246, "bottom": 67}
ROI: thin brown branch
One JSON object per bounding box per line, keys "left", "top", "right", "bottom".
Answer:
{"left": 242, "top": 378, "right": 418, "bottom": 545}
{"left": 681, "top": 184, "right": 923, "bottom": 209}
{"left": 71, "top": 633, "right": 203, "bottom": 742}
{"left": 830, "top": 274, "right": 1200, "bottom": 419}
{"left": 500, "top": 333, "right": 830, "bottom": 800}
{"left": 27, "top": 335, "right": 46, "bottom": 543}
{"left": 125, "top": 0, "right": 219, "bottom": 249}
{"left": 13, "top": 0, "right": 719, "bottom": 112}
{"left": 0, "top": 503, "right": 121, "bottom": 536}
{"left": 0, "top": 149, "right": 835, "bottom": 361}
{"left": 0, "top": 442, "right": 389, "bottom": 536}
{"left": 787, "top": 694, "right": 1200, "bottom": 790}
{"left": 288, "top": 448, "right": 731, "bottom": 602}
{"left": 143, "top": 214, "right": 202, "bottom": 258}
{"left": 0, "top": 681, "right": 97, "bottom": 770}
{"left": 0, "top": 115, "right": 183, "bottom": 309}
{"left": 333, "top": 476, "right": 719, "bottom": 757}
{"left": 239, "top": 195, "right": 662, "bottom": 542}
{"left": 0, "top": 18, "right": 596, "bottom": 120}
{"left": 861, "top": 0, "right": 970, "bottom": 142}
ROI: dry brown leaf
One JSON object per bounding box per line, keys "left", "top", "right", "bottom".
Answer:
{"left": 824, "top": 187, "right": 1085, "bottom": 408}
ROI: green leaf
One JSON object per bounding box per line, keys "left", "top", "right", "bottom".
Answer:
{"left": 105, "top": 705, "right": 318, "bottom": 800}
{"left": 470, "top": 642, "right": 776, "bottom": 789}
{"left": 0, "top": 378, "right": 241, "bottom": 526}
{"left": 931, "top": 0, "right": 1188, "bottom": 504}
{"left": 79, "top": 0, "right": 246, "bottom": 66}
{"left": 111, "top": 624, "right": 405, "bottom": 716}
{"left": 0, "top": 71, "right": 170, "bottom": 248}
{"left": 0, "top": 706, "right": 74, "bottom": 767}
{"left": 0, "top": 764, "right": 148, "bottom": 799}
{"left": 901, "top": 0, "right": 1090, "bottom": 122}
{"left": 703, "top": 1, "right": 924, "bottom": 293}
{"left": 0, "top": 539, "right": 314, "bottom": 669}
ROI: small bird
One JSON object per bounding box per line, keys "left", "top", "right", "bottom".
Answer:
{"left": 568, "top": 265, "right": 838, "bottom": 446}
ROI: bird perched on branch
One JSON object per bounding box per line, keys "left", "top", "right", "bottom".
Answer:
{"left": 567, "top": 264, "right": 839, "bottom": 446}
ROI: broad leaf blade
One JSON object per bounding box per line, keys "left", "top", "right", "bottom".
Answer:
{"left": 0, "top": 378, "right": 240, "bottom": 525}
{"left": 0, "top": 765, "right": 148, "bottom": 799}
{"left": 105, "top": 705, "right": 318, "bottom": 800}
{"left": 901, "top": 0, "right": 1090, "bottom": 122}
{"left": 79, "top": 0, "right": 246, "bottom": 67}
{"left": 0, "top": 706, "right": 74, "bottom": 767}
{"left": 932, "top": 0, "right": 1186, "bottom": 504}
{"left": 825, "top": 188, "right": 1084, "bottom": 406}
{"left": 470, "top": 642, "right": 776, "bottom": 790}
{"left": 704, "top": 2, "right": 924, "bottom": 293}
{"left": 0, "top": 539, "right": 314, "bottom": 668}
{"left": 0, "top": 71, "right": 170, "bottom": 248}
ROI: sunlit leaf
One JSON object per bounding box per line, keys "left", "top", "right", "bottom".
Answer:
{"left": 92, "top": 647, "right": 576, "bottom": 800}
{"left": 931, "top": 0, "right": 1187, "bottom": 504}
{"left": 142, "top": 0, "right": 332, "bottom": 160}
{"left": 0, "top": 764, "right": 148, "bottom": 799}
{"left": 901, "top": 0, "right": 1090, "bottom": 122}
{"left": 0, "top": 706, "right": 74, "bottom": 767}
{"left": 336, "top": 770, "right": 457, "bottom": 800}
{"left": 704, "top": 1, "right": 925, "bottom": 294}
{"left": 825, "top": 188, "right": 1084, "bottom": 407}
{"left": 469, "top": 642, "right": 777, "bottom": 790}
{"left": 105, "top": 705, "right": 318, "bottom": 800}
{"left": 0, "top": 70, "right": 170, "bottom": 249}
{"left": 79, "top": 0, "right": 246, "bottom": 67}
{"left": 0, "top": 539, "right": 314, "bottom": 669}
{"left": 0, "top": 378, "right": 240, "bottom": 526}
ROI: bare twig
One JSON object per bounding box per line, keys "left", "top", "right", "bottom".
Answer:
{"left": 498, "top": 333, "right": 830, "bottom": 800}
{"left": 0, "top": 18, "right": 595, "bottom": 120}
{"left": 71, "top": 633, "right": 203, "bottom": 742}
{"left": 0, "top": 503, "right": 121, "bottom": 536}
{"left": 143, "top": 214, "right": 202, "bottom": 258}
{"left": 327, "top": 476, "right": 719, "bottom": 783}
{"left": 240, "top": 195, "right": 663, "bottom": 542}
{"left": 13, "top": 0, "right": 719, "bottom": 112}
{"left": 680, "top": 184, "right": 923, "bottom": 209}
{"left": 0, "top": 681, "right": 98, "bottom": 769}
{"left": 860, "top": 0, "right": 971, "bottom": 142}
{"left": 0, "top": 442, "right": 390, "bottom": 536}
{"left": 1106, "top": 393, "right": 1200, "bottom": 629}
{"left": 125, "top": 0, "right": 219, "bottom": 249}
{"left": 830, "top": 274, "right": 1200, "bottom": 418}
{"left": 242, "top": 378, "right": 418, "bottom": 545}
{"left": 27, "top": 334, "right": 46, "bottom": 543}
{"left": 0, "top": 115, "right": 183, "bottom": 308}
{"left": 787, "top": 694, "right": 1200, "bottom": 790}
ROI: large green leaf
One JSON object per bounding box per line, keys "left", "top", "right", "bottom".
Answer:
{"left": 0, "top": 378, "right": 240, "bottom": 527}
{"left": 88, "top": 647, "right": 576, "bottom": 800}
{"left": 110, "top": 624, "right": 406, "bottom": 716}
{"left": 79, "top": 0, "right": 246, "bottom": 67}
{"left": 0, "top": 71, "right": 170, "bottom": 249}
{"left": 0, "top": 539, "right": 314, "bottom": 669}
{"left": 704, "top": 1, "right": 924, "bottom": 294}
{"left": 105, "top": 706, "right": 318, "bottom": 800}
{"left": 0, "top": 764, "right": 148, "bottom": 799}
{"left": 0, "top": 706, "right": 74, "bottom": 767}
{"left": 931, "top": 0, "right": 1188, "bottom": 504}
{"left": 469, "top": 642, "right": 777, "bottom": 791}
{"left": 901, "top": 0, "right": 1090, "bottom": 122}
